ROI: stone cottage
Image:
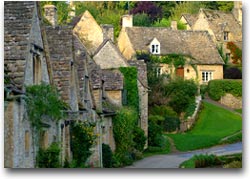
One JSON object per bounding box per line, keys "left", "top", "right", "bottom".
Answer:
{"left": 71, "top": 10, "right": 149, "bottom": 147}
{"left": 181, "top": 1, "right": 242, "bottom": 63}
{"left": 4, "top": 1, "right": 53, "bottom": 168}
{"left": 117, "top": 15, "right": 224, "bottom": 84}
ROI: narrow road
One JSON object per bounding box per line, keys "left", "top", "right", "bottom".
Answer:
{"left": 126, "top": 142, "right": 242, "bottom": 168}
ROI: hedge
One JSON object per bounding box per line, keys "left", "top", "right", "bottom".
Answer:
{"left": 208, "top": 79, "right": 242, "bottom": 101}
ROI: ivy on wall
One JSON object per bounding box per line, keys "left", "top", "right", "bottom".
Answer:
{"left": 227, "top": 42, "right": 242, "bottom": 64}
{"left": 25, "top": 82, "right": 67, "bottom": 130}
{"left": 119, "top": 67, "right": 139, "bottom": 115}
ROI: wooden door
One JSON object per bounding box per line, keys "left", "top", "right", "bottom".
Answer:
{"left": 176, "top": 67, "right": 184, "bottom": 78}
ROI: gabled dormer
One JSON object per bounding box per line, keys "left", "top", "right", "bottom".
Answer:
{"left": 150, "top": 38, "right": 160, "bottom": 55}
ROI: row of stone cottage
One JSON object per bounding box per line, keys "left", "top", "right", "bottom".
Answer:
{"left": 4, "top": 2, "right": 148, "bottom": 168}
{"left": 4, "top": 1, "right": 242, "bottom": 168}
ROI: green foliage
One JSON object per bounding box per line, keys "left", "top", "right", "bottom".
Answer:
{"left": 167, "top": 102, "right": 242, "bottom": 151}
{"left": 217, "top": 44, "right": 229, "bottom": 69}
{"left": 149, "top": 105, "right": 178, "bottom": 118}
{"left": 102, "top": 143, "right": 113, "bottom": 168}
{"left": 177, "top": 21, "right": 187, "bottom": 30}
{"left": 70, "top": 121, "right": 96, "bottom": 168}
{"left": 112, "top": 107, "right": 137, "bottom": 165}
{"left": 133, "top": 126, "right": 147, "bottom": 152}
{"left": 153, "top": 18, "right": 171, "bottom": 27}
{"left": 133, "top": 13, "right": 151, "bottom": 27}
{"left": 148, "top": 115, "right": 164, "bottom": 147}
{"left": 217, "top": 1, "right": 234, "bottom": 12}
{"left": 227, "top": 42, "right": 242, "bottom": 64}
{"left": 200, "top": 84, "right": 208, "bottom": 99}
{"left": 163, "top": 116, "right": 180, "bottom": 132}
{"left": 25, "top": 83, "right": 66, "bottom": 130}
{"left": 170, "top": 1, "right": 205, "bottom": 20}
{"left": 165, "top": 78, "right": 198, "bottom": 114}
{"left": 208, "top": 79, "right": 242, "bottom": 101}
{"left": 36, "top": 142, "right": 61, "bottom": 168}
{"left": 184, "top": 101, "right": 197, "bottom": 119}
{"left": 119, "top": 67, "right": 139, "bottom": 114}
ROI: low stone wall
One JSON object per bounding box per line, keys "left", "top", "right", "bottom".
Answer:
{"left": 179, "top": 96, "right": 202, "bottom": 132}
{"left": 220, "top": 93, "right": 242, "bottom": 109}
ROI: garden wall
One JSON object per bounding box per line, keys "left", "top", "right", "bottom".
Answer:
{"left": 179, "top": 96, "right": 202, "bottom": 132}
{"left": 220, "top": 93, "right": 242, "bottom": 109}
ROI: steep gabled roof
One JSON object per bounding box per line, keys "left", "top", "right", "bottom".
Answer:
{"left": 93, "top": 39, "right": 129, "bottom": 69}
{"left": 4, "top": 1, "right": 36, "bottom": 60}
{"left": 125, "top": 27, "right": 223, "bottom": 65}
{"left": 200, "top": 9, "right": 242, "bottom": 42}
{"left": 102, "top": 70, "right": 123, "bottom": 91}
{"left": 181, "top": 13, "right": 198, "bottom": 27}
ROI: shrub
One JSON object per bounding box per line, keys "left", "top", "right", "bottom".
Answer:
{"left": 102, "top": 143, "right": 113, "bottom": 168}
{"left": 224, "top": 67, "right": 242, "bottom": 79}
{"left": 184, "top": 101, "right": 197, "bottom": 119}
{"left": 133, "top": 126, "right": 147, "bottom": 152}
{"left": 163, "top": 116, "right": 180, "bottom": 132}
{"left": 148, "top": 115, "right": 164, "bottom": 147}
{"left": 200, "top": 84, "right": 208, "bottom": 99}
{"left": 36, "top": 142, "right": 61, "bottom": 168}
{"left": 194, "top": 154, "right": 221, "bottom": 168}
{"left": 208, "top": 79, "right": 242, "bottom": 101}
{"left": 133, "top": 13, "right": 151, "bottom": 27}
{"left": 149, "top": 105, "right": 177, "bottom": 117}
{"left": 113, "top": 107, "right": 137, "bottom": 165}
{"left": 223, "top": 161, "right": 242, "bottom": 168}
{"left": 165, "top": 78, "right": 198, "bottom": 114}
{"left": 70, "top": 121, "right": 96, "bottom": 167}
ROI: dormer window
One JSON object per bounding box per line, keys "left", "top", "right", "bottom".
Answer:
{"left": 150, "top": 38, "right": 160, "bottom": 55}
{"left": 224, "top": 31, "right": 229, "bottom": 41}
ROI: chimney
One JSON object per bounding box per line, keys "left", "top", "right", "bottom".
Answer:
{"left": 122, "top": 15, "right": 133, "bottom": 28}
{"left": 232, "top": 1, "right": 242, "bottom": 25}
{"left": 44, "top": 4, "right": 57, "bottom": 27}
{"left": 101, "top": 24, "right": 114, "bottom": 42}
{"left": 171, "top": 21, "right": 177, "bottom": 30}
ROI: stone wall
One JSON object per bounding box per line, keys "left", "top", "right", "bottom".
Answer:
{"left": 197, "top": 65, "right": 223, "bottom": 84}
{"left": 179, "top": 96, "right": 202, "bottom": 132}
{"left": 220, "top": 93, "right": 242, "bottom": 109}
{"left": 93, "top": 40, "right": 128, "bottom": 69}
{"left": 73, "top": 10, "right": 103, "bottom": 54}
{"left": 106, "top": 90, "right": 122, "bottom": 106}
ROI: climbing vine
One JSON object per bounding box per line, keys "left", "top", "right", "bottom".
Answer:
{"left": 119, "top": 67, "right": 139, "bottom": 114}
{"left": 227, "top": 42, "right": 242, "bottom": 64}
{"left": 25, "top": 82, "right": 67, "bottom": 130}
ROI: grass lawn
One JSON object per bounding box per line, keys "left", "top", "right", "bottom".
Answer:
{"left": 167, "top": 102, "right": 242, "bottom": 151}
{"left": 235, "top": 109, "right": 242, "bottom": 114}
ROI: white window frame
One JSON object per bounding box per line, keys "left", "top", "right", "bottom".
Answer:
{"left": 202, "top": 71, "right": 213, "bottom": 83}
{"left": 150, "top": 38, "right": 160, "bottom": 55}
{"left": 224, "top": 31, "right": 229, "bottom": 41}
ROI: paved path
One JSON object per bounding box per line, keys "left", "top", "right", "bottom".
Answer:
{"left": 126, "top": 142, "right": 242, "bottom": 168}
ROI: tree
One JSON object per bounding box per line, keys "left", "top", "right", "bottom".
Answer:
{"left": 133, "top": 13, "right": 151, "bottom": 27}
{"left": 131, "top": 1, "right": 162, "bottom": 22}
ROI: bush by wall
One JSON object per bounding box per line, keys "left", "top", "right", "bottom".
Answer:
{"left": 70, "top": 121, "right": 96, "bottom": 167}
{"left": 208, "top": 79, "right": 242, "bottom": 101}
{"left": 102, "top": 143, "right": 113, "bottom": 168}
{"left": 224, "top": 67, "right": 242, "bottom": 79}
{"left": 133, "top": 126, "right": 147, "bottom": 152}
{"left": 36, "top": 142, "right": 61, "bottom": 168}
{"left": 148, "top": 115, "right": 164, "bottom": 147}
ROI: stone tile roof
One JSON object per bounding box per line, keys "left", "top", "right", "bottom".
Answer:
{"left": 125, "top": 27, "right": 223, "bottom": 65}
{"left": 181, "top": 13, "right": 198, "bottom": 27}
{"left": 4, "top": 1, "right": 35, "bottom": 60}
{"left": 102, "top": 70, "right": 123, "bottom": 91}
{"left": 4, "top": 1, "right": 36, "bottom": 89}
{"left": 201, "top": 9, "right": 242, "bottom": 42}
{"left": 45, "top": 26, "right": 73, "bottom": 103}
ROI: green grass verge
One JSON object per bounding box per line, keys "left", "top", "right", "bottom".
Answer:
{"left": 235, "top": 109, "right": 242, "bottom": 114}
{"left": 167, "top": 102, "right": 242, "bottom": 151}
{"left": 220, "top": 132, "right": 242, "bottom": 144}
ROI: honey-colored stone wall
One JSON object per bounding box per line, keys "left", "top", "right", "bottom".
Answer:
{"left": 73, "top": 11, "right": 103, "bottom": 54}
{"left": 106, "top": 90, "right": 122, "bottom": 106}
{"left": 197, "top": 65, "right": 223, "bottom": 84}
{"left": 220, "top": 93, "right": 242, "bottom": 109}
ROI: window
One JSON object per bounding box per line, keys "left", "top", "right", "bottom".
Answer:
{"left": 202, "top": 71, "right": 213, "bottom": 83}
{"left": 25, "top": 131, "right": 30, "bottom": 156}
{"left": 150, "top": 38, "right": 160, "bottom": 54}
{"left": 224, "top": 31, "right": 229, "bottom": 41}
{"left": 39, "top": 130, "right": 49, "bottom": 149}
{"left": 155, "top": 67, "right": 162, "bottom": 77}
{"left": 33, "top": 55, "right": 42, "bottom": 84}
